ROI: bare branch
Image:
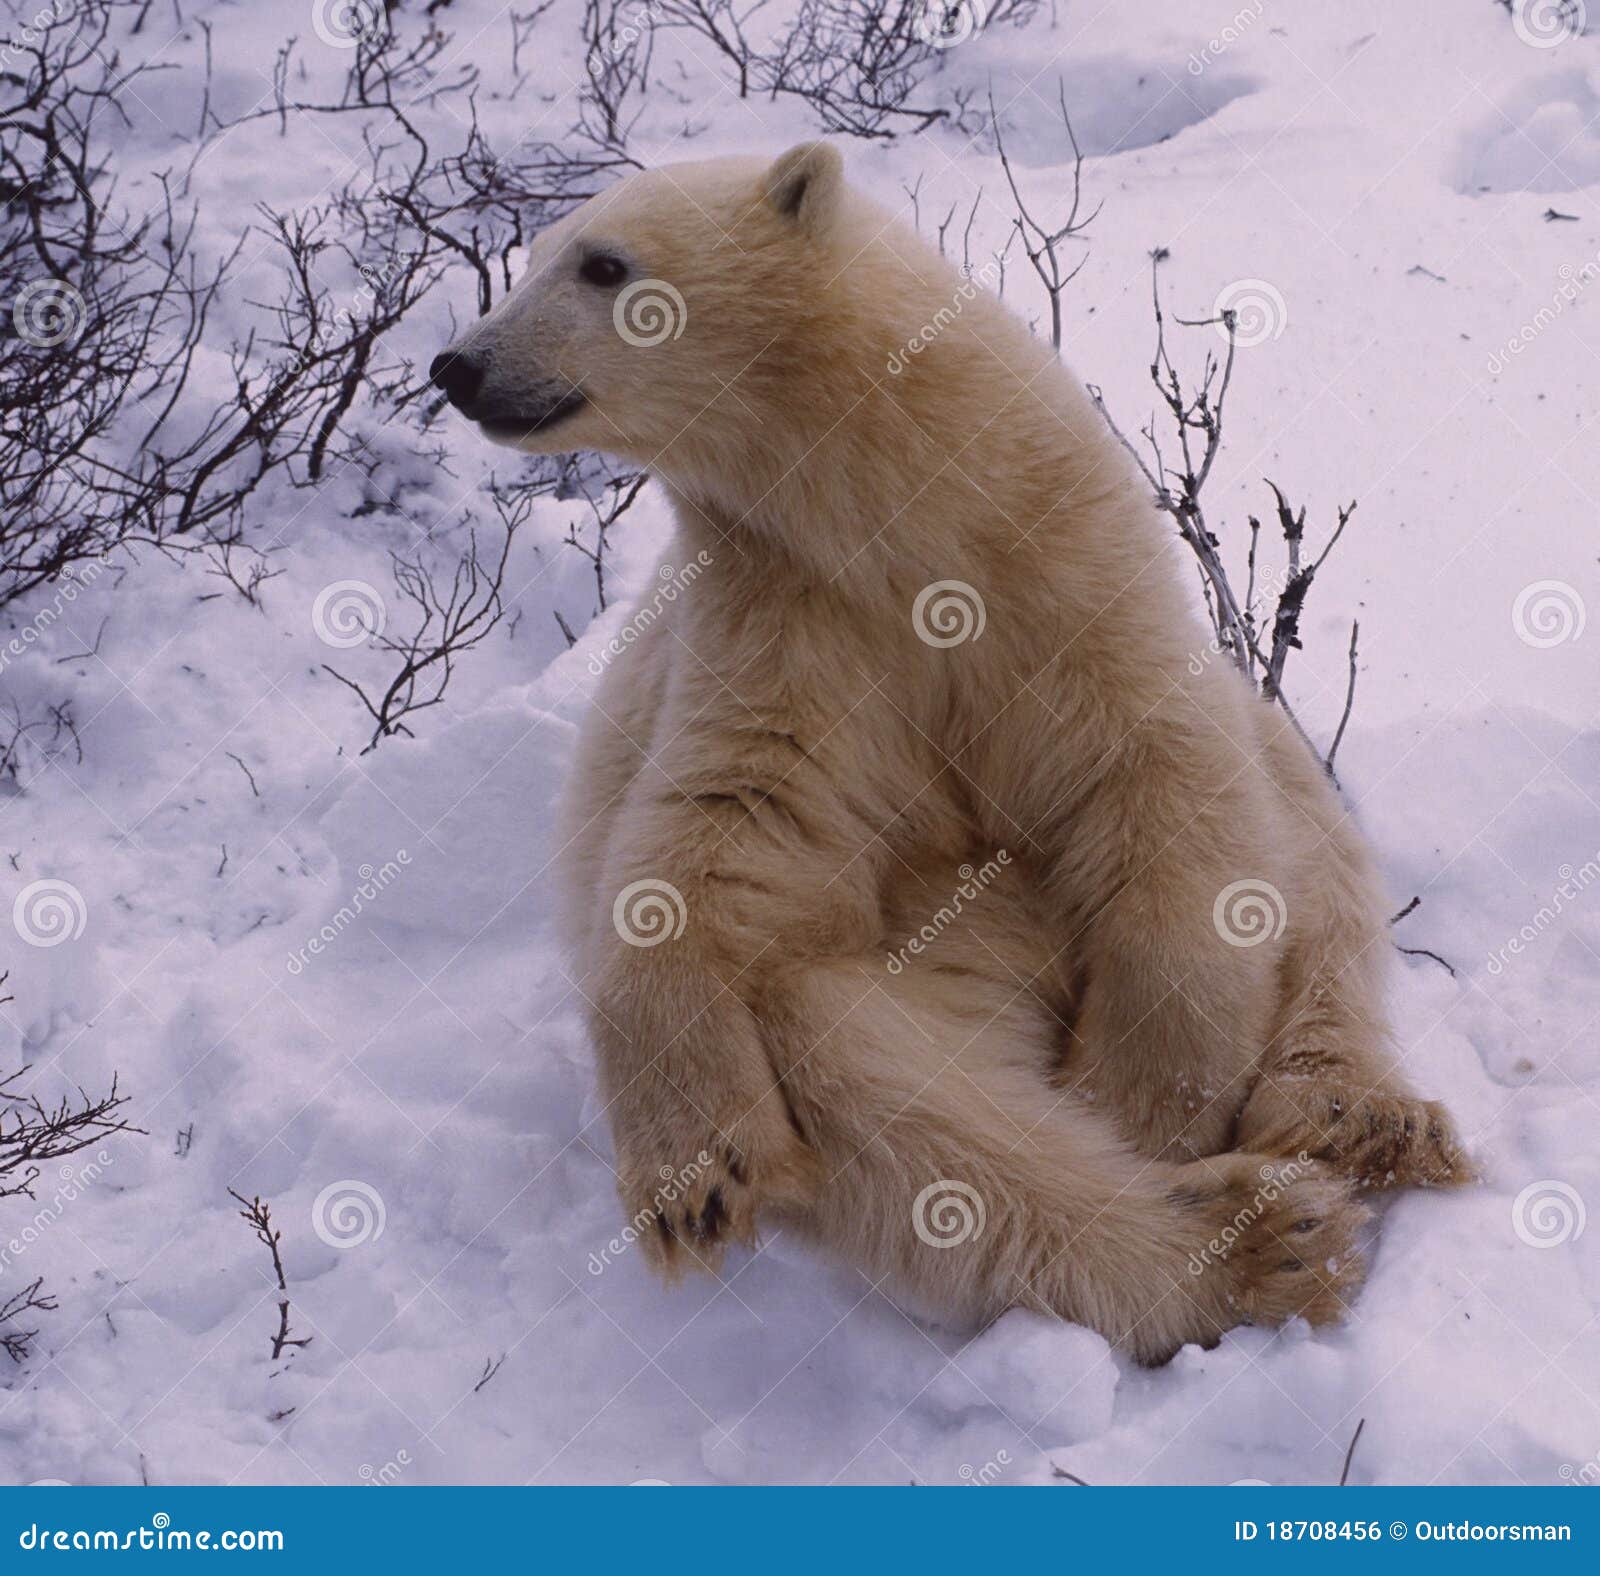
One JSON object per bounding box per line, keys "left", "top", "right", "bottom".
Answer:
{"left": 228, "top": 1189, "right": 312, "bottom": 1361}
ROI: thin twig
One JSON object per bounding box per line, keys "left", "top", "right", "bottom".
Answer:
{"left": 225, "top": 751, "right": 260, "bottom": 797}
{"left": 1398, "top": 945, "right": 1457, "bottom": 978}
{"left": 1325, "top": 620, "right": 1359, "bottom": 773}
{"left": 1339, "top": 1417, "right": 1366, "bottom": 1486}
{"left": 228, "top": 1189, "right": 311, "bottom": 1360}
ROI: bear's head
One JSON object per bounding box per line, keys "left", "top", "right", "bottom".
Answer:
{"left": 428, "top": 143, "right": 940, "bottom": 499}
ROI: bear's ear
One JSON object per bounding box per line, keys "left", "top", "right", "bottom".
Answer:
{"left": 764, "top": 142, "right": 844, "bottom": 235}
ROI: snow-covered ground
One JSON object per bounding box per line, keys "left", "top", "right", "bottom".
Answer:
{"left": 2, "top": 0, "right": 1598, "bottom": 1486}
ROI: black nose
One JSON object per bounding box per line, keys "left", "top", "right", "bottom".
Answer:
{"left": 429, "top": 348, "right": 486, "bottom": 410}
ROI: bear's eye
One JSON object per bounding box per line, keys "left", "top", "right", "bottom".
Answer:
{"left": 579, "top": 252, "right": 627, "bottom": 288}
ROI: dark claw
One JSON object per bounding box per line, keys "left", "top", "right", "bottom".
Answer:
{"left": 690, "top": 1187, "right": 726, "bottom": 1240}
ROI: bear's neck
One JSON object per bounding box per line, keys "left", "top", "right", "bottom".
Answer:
{"left": 660, "top": 320, "right": 1149, "bottom": 613}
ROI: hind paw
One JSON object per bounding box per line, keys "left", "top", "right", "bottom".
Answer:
{"left": 1238, "top": 1080, "right": 1473, "bottom": 1190}
{"left": 1179, "top": 1153, "right": 1369, "bottom": 1332}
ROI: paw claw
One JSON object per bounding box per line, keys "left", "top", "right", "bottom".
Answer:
{"left": 615, "top": 1115, "right": 819, "bottom": 1281}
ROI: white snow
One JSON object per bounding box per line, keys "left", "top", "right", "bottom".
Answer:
{"left": 2, "top": 0, "right": 1597, "bottom": 1486}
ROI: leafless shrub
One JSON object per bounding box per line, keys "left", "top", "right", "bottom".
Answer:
{"left": 250, "top": 18, "right": 625, "bottom": 318}
{"left": 0, "top": 1278, "right": 56, "bottom": 1364}
{"left": 0, "top": 1066, "right": 142, "bottom": 1364}
{"left": 0, "top": 3, "right": 458, "bottom": 606}
{"left": 556, "top": 470, "right": 649, "bottom": 635}
{"left": 0, "top": 699, "right": 81, "bottom": 785}
{"left": 228, "top": 1190, "right": 311, "bottom": 1363}
{"left": 991, "top": 81, "right": 1100, "bottom": 350}
{"left": 0, "top": 1068, "right": 141, "bottom": 1203}
{"left": 0, "top": 1, "right": 226, "bottom": 606}
{"left": 323, "top": 487, "right": 532, "bottom": 751}
{"left": 582, "top": 0, "right": 656, "bottom": 153}
{"left": 4, "top": 0, "right": 638, "bottom": 751}
{"left": 1088, "top": 254, "right": 1359, "bottom": 775}
{"left": 656, "top": 0, "right": 765, "bottom": 98}
{"left": 657, "top": 1, "right": 1043, "bottom": 139}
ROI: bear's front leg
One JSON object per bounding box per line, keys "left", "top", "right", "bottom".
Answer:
{"left": 566, "top": 653, "right": 876, "bottom": 1277}
{"left": 586, "top": 937, "right": 822, "bottom": 1278}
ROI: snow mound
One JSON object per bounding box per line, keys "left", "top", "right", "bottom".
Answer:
{"left": 1456, "top": 67, "right": 1600, "bottom": 193}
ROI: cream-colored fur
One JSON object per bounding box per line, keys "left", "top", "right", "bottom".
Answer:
{"left": 440, "top": 142, "right": 1469, "bottom": 1363}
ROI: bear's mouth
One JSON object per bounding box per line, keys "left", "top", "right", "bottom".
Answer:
{"left": 478, "top": 389, "right": 586, "bottom": 440}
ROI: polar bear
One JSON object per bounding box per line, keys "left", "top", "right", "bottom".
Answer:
{"left": 432, "top": 143, "right": 1469, "bottom": 1363}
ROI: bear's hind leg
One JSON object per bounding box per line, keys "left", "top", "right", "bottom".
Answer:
{"left": 1236, "top": 838, "right": 1472, "bottom": 1191}
{"left": 761, "top": 959, "right": 1368, "bottom": 1364}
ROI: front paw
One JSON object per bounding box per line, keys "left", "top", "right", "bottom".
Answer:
{"left": 615, "top": 1104, "right": 820, "bottom": 1279}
